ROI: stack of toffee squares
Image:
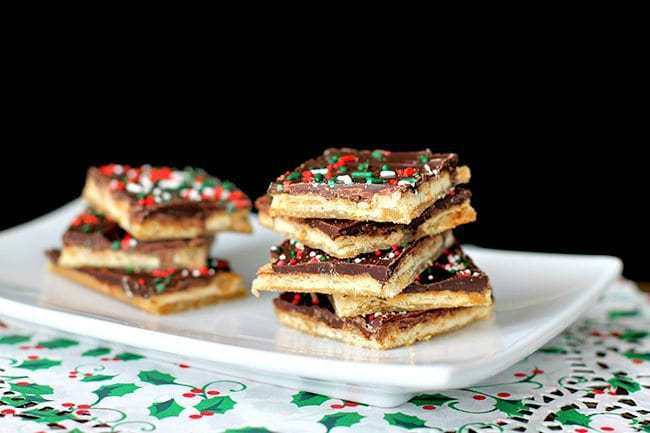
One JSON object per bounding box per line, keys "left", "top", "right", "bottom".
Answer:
{"left": 253, "top": 148, "right": 493, "bottom": 349}
{"left": 46, "top": 164, "right": 251, "bottom": 314}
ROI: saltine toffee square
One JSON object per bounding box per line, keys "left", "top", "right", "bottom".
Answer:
{"left": 267, "top": 148, "right": 470, "bottom": 224}
{"left": 83, "top": 164, "right": 252, "bottom": 241}
{"left": 58, "top": 208, "right": 214, "bottom": 271}
{"left": 272, "top": 245, "right": 492, "bottom": 349}
{"left": 46, "top": 250, "right": 244, "bottom": 315}
{"left": 252, "top": 232, "right": 455, "bottom": 299}
{"left": 256, "top": 187, "right": 476, "bottom": 259}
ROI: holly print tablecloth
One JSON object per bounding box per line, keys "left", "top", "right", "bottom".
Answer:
{"left": 1, "top": 279, "right": 649, "bottom": 433}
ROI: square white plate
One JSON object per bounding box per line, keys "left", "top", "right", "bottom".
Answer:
{"left": 0, "top": 200, "right": 622, "bottom": 407}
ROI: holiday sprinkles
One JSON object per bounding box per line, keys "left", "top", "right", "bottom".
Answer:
{"left": 46, "top": 163, "right": 250, "bottom": 314}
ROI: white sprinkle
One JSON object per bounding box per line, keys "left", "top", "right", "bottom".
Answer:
{"left": 152, "top": 187, "right": 161, "bottom": 196}
{"left": 270, "top": 246, "right": 279, "bottom": 252}
{"left": 140, "top": 175, "right": 153, "bottom": 193}
{"left": 398, "top": 179, "right": 416, "bottom": 187}
{"left": 336, "top": 175, "right": 352, "bottom": 185}
{"left": 188, "top": 189, "right": 201, "bottom": 201}
{"left": 388, "top": 252, "right": 395, "bottom": 259}
{"left": 126, "top": 183, "right": 142, "bottom": 194}
{"left": 354, "top": 257, "right": 362, "bottom": 263}
{"left": 208, "top": 268, "right": 215, "bottom": 276}
{"left": 113, "top": 165, "right": 124, "bottom": 175}
{"left": 181, "top": 269, "right": 189, "bottom": 277}
{"left": 428, "top": 274, "right": 434, "bottom": 280}
{"left": 423, "top": 164, "right": 433, "bottom": 175}
{"left": 380, "top": 170, "right": 396, "bottom": 178}
{"left": 202, "top": 187, "right": 214, "bottom": 197}
{"left": 221, "top": 190, "right": 231, "bottom": 200}
{"left": 129, "top": 238, "right": 138, "bottom": 247}
{"left": 192, "top": 269, "right": 201, "bottom": 277}
{"left": 310, "top": 168, "right": 328, "bottom": 175}
{"left": 309, "top": 251, "right": 316, "bottom": 257}
{"left": 161, "top": 192, "right": 171, "bottom": 201}
{"left": 295, "top": 242, "right": 304, "bottom": 250}
{"left": 279, "top": 254, "right": 286, "bottom": 260}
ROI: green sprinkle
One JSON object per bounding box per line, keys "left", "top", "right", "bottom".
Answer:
{"left": 111, "top": 241, "right": 120, "bottom": 250}
{"left": 327, "top": 155, "right": 339, "bottom": 163}
{"left": 222, "top": 180, "right": 235, "bottom": 191}
{"left": 313, "top": 173, "right": 325, "bottom": 183}
{"left": 289, "top": 250, "right": 296, "bottom": 259}
{"left": 202, "top": 178, "right": 217, "bottom": 187}
{"left": 81, "top": 224, "right": 93, "bottom": 233}
{"left": 399, "top": 177, "right": 417, "bottom": 185}
{"left": 381, "top": 164, "right": 391, "bottom": 171}
{"left": 366, "top": 177, "right": 385, "bottom": 184}
{"left": 155, "top": 282, "right": 167, "bottom": 293}
{"left": 286, "top": 171, "right": 300, "bottom": 181}
{"left": 327, "top": 179, "right": 336, "bottom": 187}
{"left": 126, "top": 266, "right": 134, "bottom": 274}
{"left": 319, "top": 255, "right": 329, "bottom": 262}
{"left": 337, "top": 166, "right": 347, "bottom": 173}
{"left": 351, "top": 171, "right": 372, "bottom": 178}
{"left": 371, "top": 150, "right": 383, "bottom": 159}
{"left": 276, "top": 184, "right": 283, "bottom": 192}
{"left": 419, "top": 155, "right": 429, "bottom": 163}
{"left": 357, "top": 162, "right": 369, "bottom": 171}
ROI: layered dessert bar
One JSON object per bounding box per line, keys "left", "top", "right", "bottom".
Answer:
{"left": 272, "top": 245, "right": 492, "bottom": 349}
{"left": 252, "top": 232, "right": 454, "bottom": 298}
{"left": 267, "top": 148, "right": 470, "bottom": 224}
{"left": 58, "top": 209, "right": 213, "bottom": 270}
{"left": 47, "top": 251, "right": 244, "bottom": 314}
{"left": 83, "top": 164, "right": 252, "bottom": 240}
{"left": 257, "top": 187, "right": 475, "bottom": 258}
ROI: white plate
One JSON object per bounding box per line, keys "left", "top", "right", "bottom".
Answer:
{"left": 0, "top": 200, "right": 622, "bottom": 407}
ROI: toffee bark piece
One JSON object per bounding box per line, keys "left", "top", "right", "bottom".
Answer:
{"left": 252, "top": 232, "right": 454, "bottom": 298}
{"left": 268, "top": 148, "right": 470, "bottom": 223}
{"left": 59, "top": 208, "right": 214, "bottom": 270}
{"left": 273, "top": 293, "right": 491, "bottom": 350}
{"left": 332, "top": 243, "right": 492, "bottom": 317}
{"left": 46, "top": 250, "right": 244, "bottom": 315}
{"left": 82, "top": 164, "right": 252, "bottom": 241}
{"left": 256, "top": 188, "right": 475, "bottom": 258}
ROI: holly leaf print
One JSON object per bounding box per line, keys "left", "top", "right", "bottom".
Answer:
{"left": 291, "top": 391, "right": 330, "bottom": 407}
{"left": 409, "top": 393, "right": 456, "bottom": 407}
{"left": 624, "top": 351, "right": 650, "bottom": 361}
{"left": 619, "top": 329, "right": 649, "bottom": 343}
{"left": 608, "top": 374, "right": 641, "bottom": 393}
{"left": 384, "top": 412, "right": 426, "bottom": 430}
{"left": 37, "top": 338, "right": 78, "bottom": 349}
{"left": 149, "top": 398, "right": 184, "bottom": 419}
{"left": 16, "top": 357, "right": 61, "bottom": 370}
{"left": 0, "top": 334, "right": 31, "bottom": 345}
{"left": 21, "top": 407, "right": 76, "bottom": 423}
{"left": 10, "top": 382, "right": 53, "bottom": 395}
{"left": 114, "top": 352, "right": 144, "bottom": 361}
{"left": 555, "top": 408, "right": 591, "bottom": 427}
{"left": 82, "top": 347, "right": 111, "bottom": 357}
{"left": 194, "top": 395, "right": 236, "bottom": 414}
{"left": 494, "top": 398, "right": 527, "bottom": 417}
{"left": 608, "top": 309, "right": 639, "bottom": 320}
{"left": 93, "top": 383, "right": 140, "bottom": 401}
{"left": 1, "top": 394, "right": 49, "bottom": 407}
{"left": 319, "top": 412, "right": 364, "bottom": 432}
{"left": 81, "top": 374, "right": 116, "bottom": 382}
{"left": 539, "top": 346, "right": 568, "bottom": 354}
{"left": 138, "top": 369, "right": 176, "bottom": 385}
{"left": 224, "top": 428, "right": 275, "bottom": 433}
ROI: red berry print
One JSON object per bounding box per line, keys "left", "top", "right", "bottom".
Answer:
{"left": 422, "top": 405, "right": 435, "bottom": 410}
{"left": 182, "top": 393, "right": 195, "bottom": 398}
{"left": 189, "top": 414, "right": 202, "bottom": 419}
{"left": 330, "top": 404, "right": 344, "bottom": 409}
{"left": 179, "top": 363, "right": 190, "bottom": 368}
{"left": 473, "top": 395, "right": 486, "bottom": 400}
{"left": 497, "top": 392, "right": 511, "bottom": 398}
{"left": 514, "top": 372, "right": 527, "bottom": 377}
{"left": 200, "top": 411, "right": 214, "bottom": 416}
{"left": 207, "top": 390, "right": 220, "bottom": 395}
{"left": 77, "top": 404, "right": 91, "bottom": 409}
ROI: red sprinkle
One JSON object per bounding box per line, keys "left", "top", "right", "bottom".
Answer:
{"left": 375, "top": 249, "right": 382, "bottom": 256}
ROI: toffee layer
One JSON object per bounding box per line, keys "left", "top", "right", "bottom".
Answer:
{"left": 46, "top": 250, "right": 230, "bottom": 299}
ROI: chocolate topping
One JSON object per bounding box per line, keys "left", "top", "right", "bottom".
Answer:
{"left": 268, "top": 148, "right": 459, "bottom": 202}
{"left": 89, "top": 165, "right": 251, "bottom": 223}
{"left": 62, "top": 208, "right": 212, "bottom": 267}
{"left": 269, "top": 236, "right": 433, "bottom": 282}
{"left": 274, "top": 293, "right": 458, "bottom": 339}
{"left": 403, "top": 243, "right": 489, "bottom": 294}
{"left": 46, "top": 250, "right": 230, "bottom": 299}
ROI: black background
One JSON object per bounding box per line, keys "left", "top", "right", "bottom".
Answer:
{"left": 1, "top": 140, "right": 646, "bottom": 280}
